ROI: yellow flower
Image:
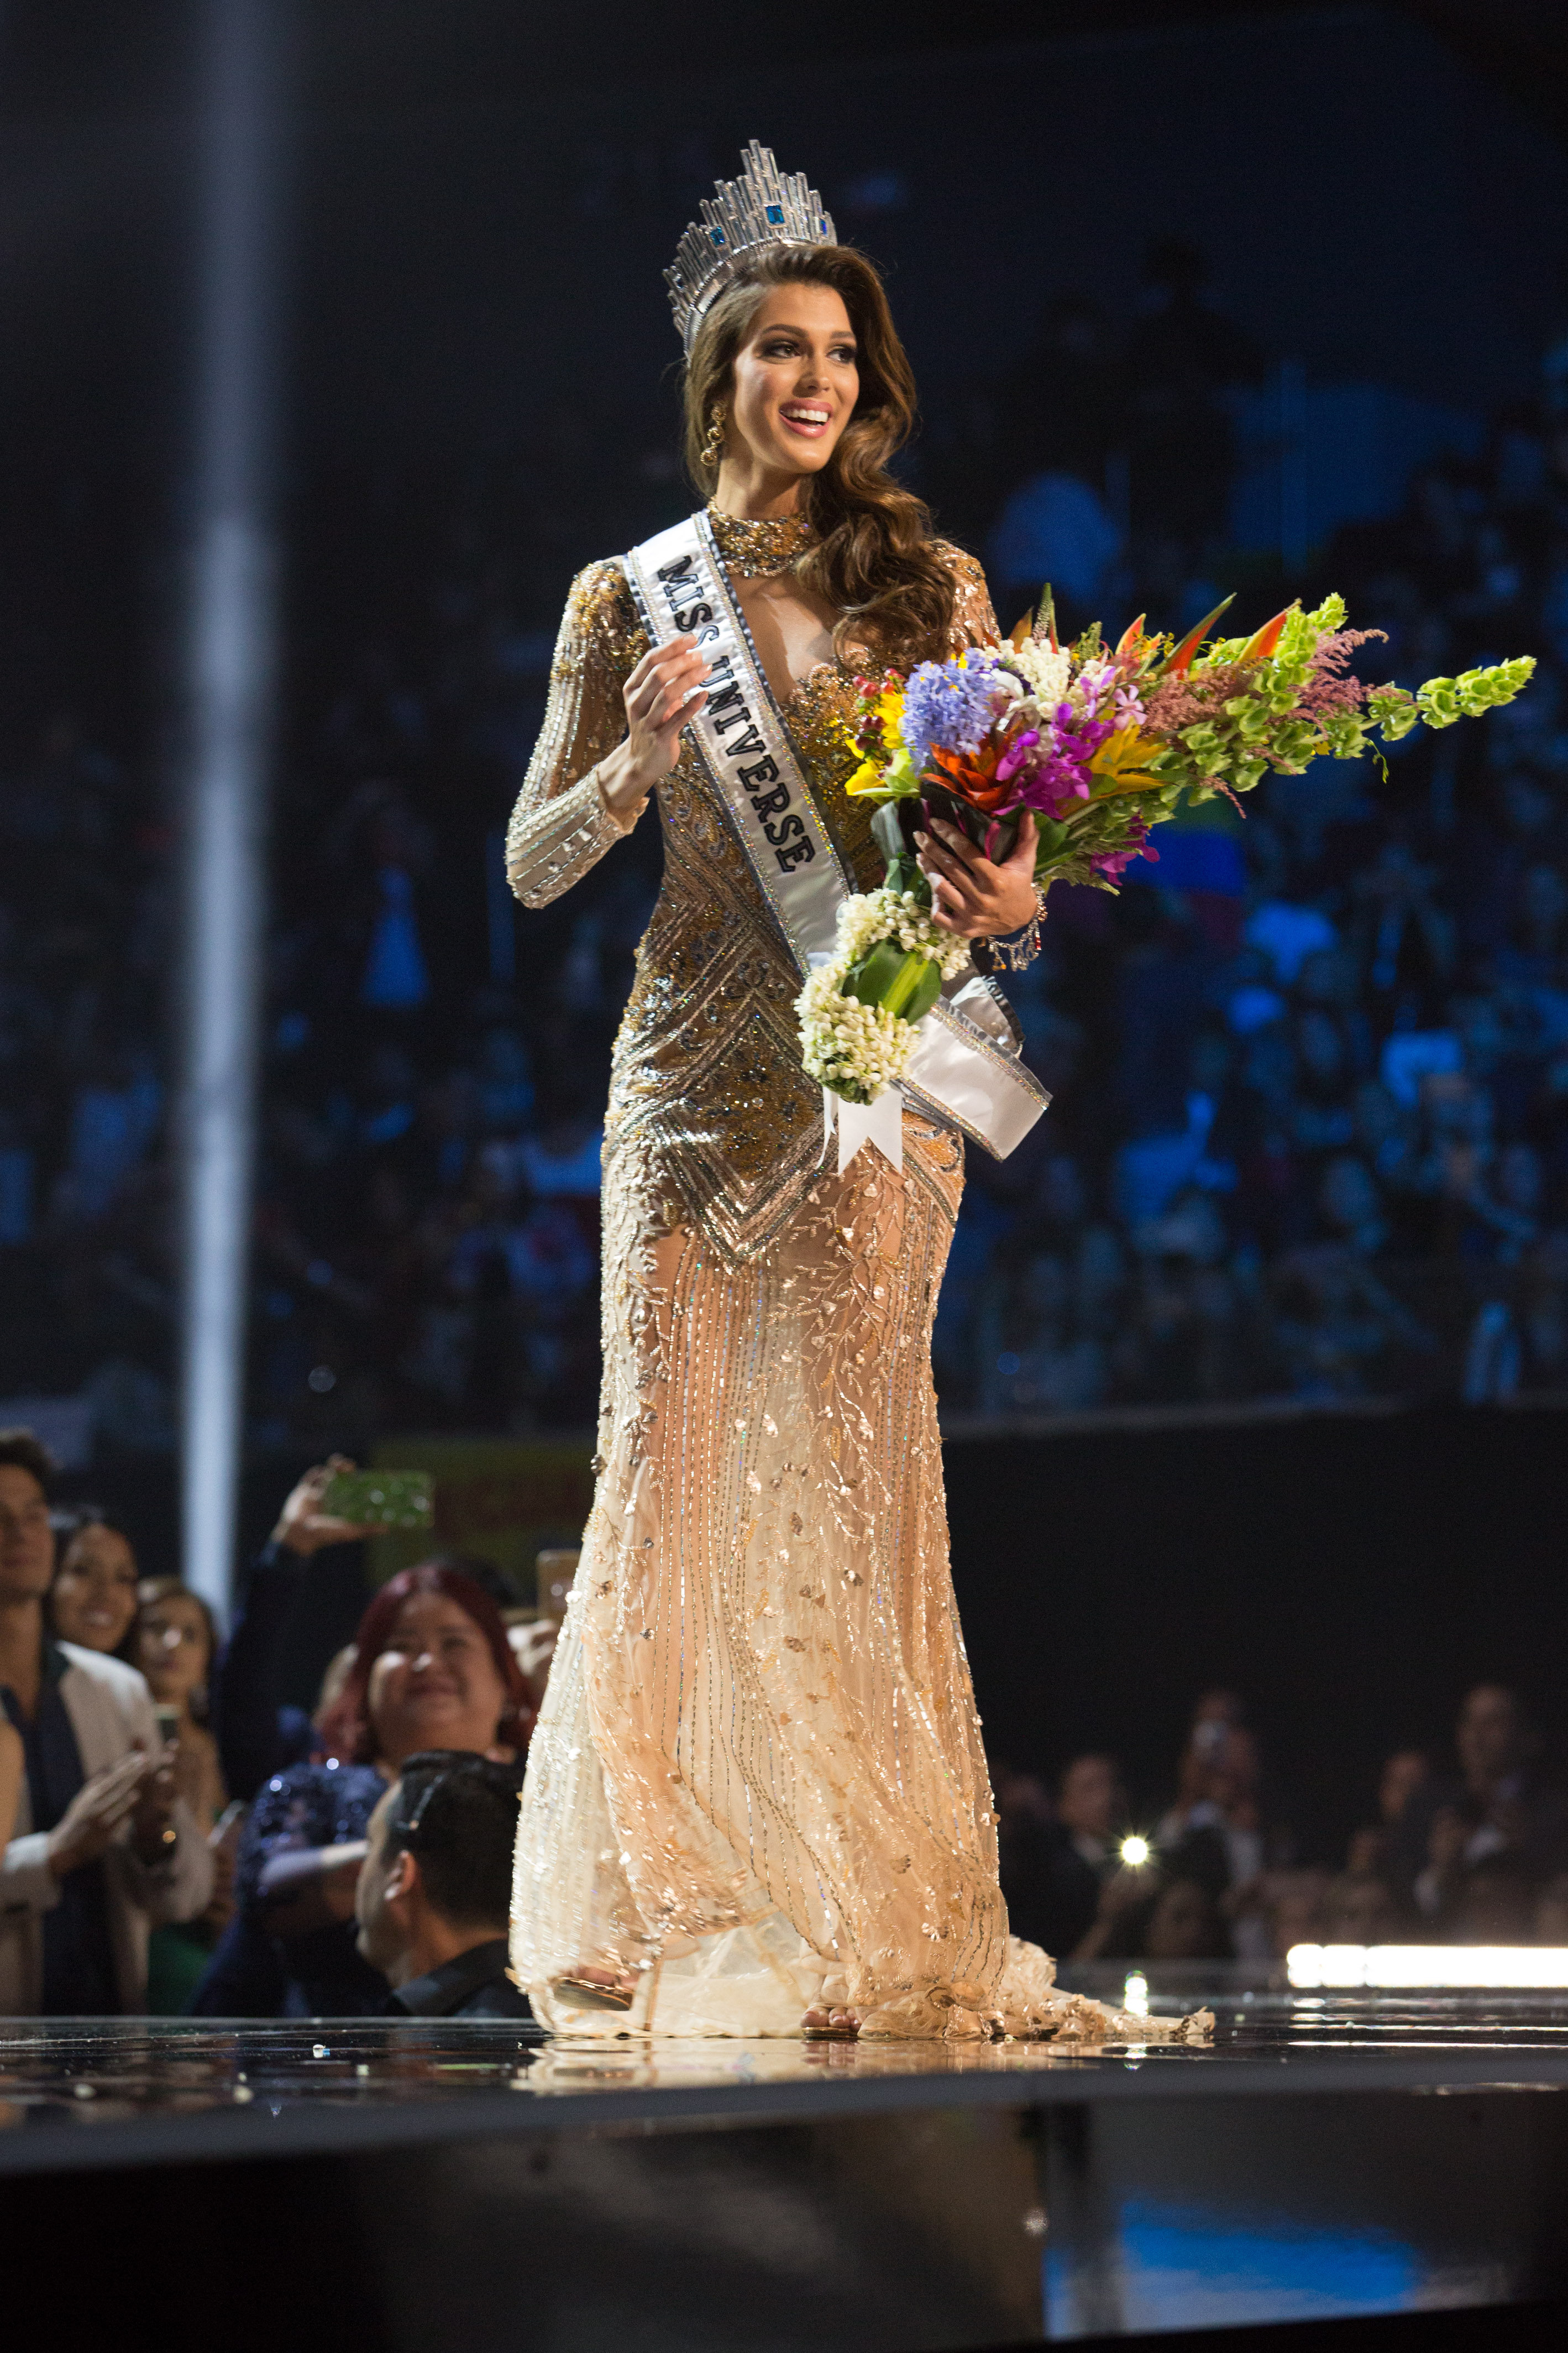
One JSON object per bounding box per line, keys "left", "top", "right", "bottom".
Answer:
{"left": 845, "top": 743, "right": 919, "bottom": 799}
{"left": 1089, "top": 723, "right": 1162, "bottom": 796}
{"left": 840, "top": 682, "right": 908, "bottom": 791}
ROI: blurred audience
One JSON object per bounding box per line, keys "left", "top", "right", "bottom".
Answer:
{"left": 133, "top": 1576, "right": 235, "bottom": 2013}
{"left": 1158, "top": 1697, "right": 1292, "bottom": 1957}
{"left": 0, "top": 1431, "right": 212, "bottom": 2014}
{"left": 9, "top": 316, "right": 1568, "bottom": 1460}
{"left": 1323, "top": 1871, "right": 1399, "bottom": 1947}
{"left": 995, "top": 1751, "right": 1130, "bottom": 1958}
{"left": 1346, "top": 1749, "right": 1430, "bottom": 1882}
{"left": 1394, "top": 1684, "right": 1568, "bottom": 1934}
{"left": 192, "top": 1541, "right": 531, "bottom": 2017}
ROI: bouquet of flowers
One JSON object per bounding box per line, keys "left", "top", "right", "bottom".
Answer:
{"left": 797, "top": 588, "right": 1534, "bottom": 1107}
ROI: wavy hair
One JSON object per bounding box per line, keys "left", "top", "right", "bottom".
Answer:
{"left": 683, "top": 244, "right": 956, "bottom": 664}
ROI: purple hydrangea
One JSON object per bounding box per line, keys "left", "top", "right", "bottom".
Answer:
{"left": 900, "top": 652, "right": 1009, "bottom": 767}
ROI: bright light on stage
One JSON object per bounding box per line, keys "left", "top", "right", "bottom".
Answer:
{"left": 1288, "top": 1944, "right": 1568, "bottom": 1989}
{"left": 1120, "top": 1835, "right": 1152, "bottom": 1868}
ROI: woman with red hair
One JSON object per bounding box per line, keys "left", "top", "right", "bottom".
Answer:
{"left": 192, "top": 1562, "right": 529, "bottom": 2016}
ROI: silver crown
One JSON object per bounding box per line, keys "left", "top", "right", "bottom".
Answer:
{"left": 665, "top": 141, "right": 836, "bottom": 354}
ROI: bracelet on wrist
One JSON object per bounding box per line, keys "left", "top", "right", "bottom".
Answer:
{"left": 986, "top": 886, "right": 1047, "bottom": 972}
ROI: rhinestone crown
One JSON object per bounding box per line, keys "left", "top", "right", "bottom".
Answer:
{"left": 666, "top": 141, "right": 836, "bottom": 354}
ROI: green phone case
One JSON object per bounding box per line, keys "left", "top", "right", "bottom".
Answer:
{"left": 322, "top": 1469, "right": 434, "bottom": 1530}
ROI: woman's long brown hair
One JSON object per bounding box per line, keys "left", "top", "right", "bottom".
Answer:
{"left": 683, "top": 245, "right": 956, "bottom": 665}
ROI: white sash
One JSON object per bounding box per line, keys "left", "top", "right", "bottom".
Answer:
{"left": 621, "top": 512, "right": 1049, "bottom": 1162}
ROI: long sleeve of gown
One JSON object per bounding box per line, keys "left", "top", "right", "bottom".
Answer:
{"left": 944, "top": 545, "right": 1003, "bottom": 655}
{"left": 506, "top": 559, "right": 649, "bottom": 908}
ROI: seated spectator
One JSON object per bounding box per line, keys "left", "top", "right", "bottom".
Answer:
{"left": 1534, "top": 1873, "right": 1568, "bottom": 1946}
{"left": 0, "top": 1431, "right": 212, "bottom": 2014}
{"left": 990, "top": 1759, "right": 1057, "bottom": 1951}
{"left": 1045, "top": 1754, "right": 1127, "bottom": 1958}
{"left": 1254, "top": 1868, "right": 1329, "bottom": 1959}
{"left": 192, "top": 1556, "right": 531, "bottom": 2017}
{"left": 1323, "top": 1871, "right": 1398, "bottom": 1946}
{"left": 132, "top": 1578, "right": 233, "bottom": 2014}
{"left": 1346, "top": 1749, "right": 1430, "bottom": 1881}
{"left": 1163, "top": 1688, "right": 1249, "bottom": 1828}
{"left": 1449, "top": 1854, "right": 1537, "bottom": 1946}
{"left": 1160, "top": 1702, "right": 1290, "bottom": 1957}
{"left": 994, "top": 1753, "right": 1132, "bottom": 1959}
{"left": 1394, "top": 1684, "right": 1568, "bottom": 1927}
{"left": 354, "top": 1750, "right": 531, "bottom": 2018}
{"left": 1076, "top": 1860, "right": 1232, "bottom": 1964}
{"left": 1143, "top": 1874, "right": 1232, "bottom": 1963}
{"left": 46, "top": 1507, "right": 141, "bottom": 1661}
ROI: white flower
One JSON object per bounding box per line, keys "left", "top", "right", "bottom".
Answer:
{"left": 1008, "top": 638, "right": 1073, "bottom": 708}
{"left": 794, "top": 891, "right": 969, "bottom": 1105}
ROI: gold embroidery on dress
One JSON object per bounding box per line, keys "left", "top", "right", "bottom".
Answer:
{"left": 506, "top": 530, "right": 1032, "bottom": 2037}
{"left": 505, "top": 540, "right": 999, "bottom": 1264}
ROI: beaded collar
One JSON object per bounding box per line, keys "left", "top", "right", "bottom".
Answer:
{"left": 706, "top": 503, "right": 816, "bottom": 575}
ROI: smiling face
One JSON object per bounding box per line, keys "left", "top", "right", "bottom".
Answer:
{"left": 51, "top": 1524, "right": 139, "bottom": 1653}
{"left": 365, "top": 1591, "right": 510, "bottom": 1770}
{"left": 723, "top": 282, "right": 859, "bottom": 491}
{"left": 137, "top": 1589, "right": 213, "bottom": 1708}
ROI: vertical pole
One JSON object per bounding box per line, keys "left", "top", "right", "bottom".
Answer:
{"left": 176, "top": 0, "right": 284, "bottom": 1619}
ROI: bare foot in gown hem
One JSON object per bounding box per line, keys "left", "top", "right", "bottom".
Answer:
{"left": 550, "top": 1964, "right": 638, "bottom": 2011}
{"left": 800, "top": 2005, "right": 860, "bottom": 2040}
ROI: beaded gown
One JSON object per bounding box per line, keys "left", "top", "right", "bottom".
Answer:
{"left": 505, "top": 509, "right": 1098, "bottom": 2041}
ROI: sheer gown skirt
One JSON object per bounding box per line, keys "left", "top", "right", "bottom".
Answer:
{"left": 510, "top": 1107, "right": 1013, "bottom": 2037}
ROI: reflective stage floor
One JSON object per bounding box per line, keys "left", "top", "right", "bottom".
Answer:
{"left": 6, "top": 1972, "right": 1568, "bottom": 2349}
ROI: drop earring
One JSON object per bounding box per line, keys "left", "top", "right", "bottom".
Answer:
{"left": 701, "top": 406, "right": 727, "bottom": 470}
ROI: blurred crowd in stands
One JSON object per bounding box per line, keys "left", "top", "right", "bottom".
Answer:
{"left": 993, "top": 1677, "right": 1568, "bottom": 1969}
{"left": 7, "top": 1423, "right": 1568, "bottom": 2020}
{"left": 6, "top": 245, "right": 1568, "bottom": 1457}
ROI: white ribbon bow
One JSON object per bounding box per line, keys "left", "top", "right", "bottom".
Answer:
{"left": 822, "top": 1084, "right": 904, "bottom": 1175}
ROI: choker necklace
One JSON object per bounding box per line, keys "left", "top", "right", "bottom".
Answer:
{"left": 707, "top": 504, "right": 816, "bottom": 574}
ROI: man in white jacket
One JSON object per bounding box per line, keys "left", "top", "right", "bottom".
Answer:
{"left": 0, "top": 1432, "right": 213, "bottom": 2014}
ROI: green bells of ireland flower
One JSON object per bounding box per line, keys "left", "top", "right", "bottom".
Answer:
{"left": 841, "top": 939, "right": 945, "bottom": 1024}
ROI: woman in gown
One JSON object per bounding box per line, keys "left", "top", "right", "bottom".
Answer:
{"left": 506, "top": 150, "right": 1178, "bottom": 2045}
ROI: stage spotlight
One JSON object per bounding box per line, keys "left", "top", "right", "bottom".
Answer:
{"left": 1288, "top": 1944, "right": 1568, "bottom": 1990}
{"left": 1120, "top": 1835, "right": 1152, "bottom": 1868}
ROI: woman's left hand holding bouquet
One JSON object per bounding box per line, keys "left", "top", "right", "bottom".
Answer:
{"left": 916, "top": 809, "right": 1040, "bottom": 939}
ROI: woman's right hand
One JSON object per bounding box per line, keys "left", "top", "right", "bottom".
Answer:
{"left": 599, "top": 634, "right": 711, "bottom": 814}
